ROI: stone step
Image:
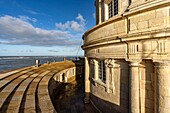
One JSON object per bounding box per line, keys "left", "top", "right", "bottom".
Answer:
{"left": 0, "top": 61, "right": 76, "bottom": 113}
{"left": 0, "top": 67, "right": 32, "bottom": 80}
{"left": 5, "top": 68, "right": 44, "bottom": 113}
{"left": 0, "top": 69, "right": 37, "bottom": 112}
{"left": 0, "top": 68, "right": 35, "bottom": 91}
{"left": 37, "top": 71, "right": 57, "bottom": 113}
{"left": 21, "top": 70, "right": 50, "bottom": 113}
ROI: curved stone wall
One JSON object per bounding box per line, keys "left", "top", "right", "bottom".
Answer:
{"left": 83, "top": 0, "right": 170, "bottom": 113}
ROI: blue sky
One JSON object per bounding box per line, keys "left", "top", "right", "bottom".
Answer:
{"left": 0, "top": 0, "right": 95, "bottom": 56}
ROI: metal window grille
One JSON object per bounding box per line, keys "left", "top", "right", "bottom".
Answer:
{"left": 98, "top": 60, "right": 106, "bottom": 83}
{"left": 113, "top": 0, "right": 118, "bottom": 15}
{"left": 108, "top": 0, "right": 118, "bottom": 18}
{"left": 108, "top": 1, "right": 113, "bottom": 18}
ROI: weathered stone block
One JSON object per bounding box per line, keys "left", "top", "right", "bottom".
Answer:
{"left": 156, "top": 8, "right": 167, "bottom": 18}
{"left": 138, "top": 20, "right": 149, "bottom": 30}
{"left": 149, "top": 17, "right": 165, "bottom": 27}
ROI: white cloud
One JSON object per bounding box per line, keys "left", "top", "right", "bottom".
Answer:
{"left": 0, "top": 15, "right": 80, "bottom": 47}
{"left": 19, "top": 15, "right": 37, "bottom": 23}
{"left": 55, "top": 21, "right": 71, "bottom": 31}
{"left": 24, "top": 10, "right": 39, "bottom": 15}
{"left": 48, "top": 50, "right": 59, "bottom": 53}
{"left": 55, "top": 13, "right": 86, "bottom": 32}
{"left": 76, "top": 13, "right": 85, "bottom": 22}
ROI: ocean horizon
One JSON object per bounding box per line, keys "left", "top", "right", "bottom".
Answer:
{"left": 0, "top": 56, "right": 76, "bottom": 72}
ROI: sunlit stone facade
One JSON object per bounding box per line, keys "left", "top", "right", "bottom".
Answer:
{"left": 82, "top": 0, "right": 170, "bottom": 113}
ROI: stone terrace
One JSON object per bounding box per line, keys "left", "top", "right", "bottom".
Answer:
{"left": 0, "top": 61, "right": 75, "bottom": 113}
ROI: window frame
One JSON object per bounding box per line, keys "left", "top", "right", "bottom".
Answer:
{"left": 108, "top": 0, "right": 119, "bottom": 18}
{"left": 98, "top": 60, "right": 106, "bottom": 83}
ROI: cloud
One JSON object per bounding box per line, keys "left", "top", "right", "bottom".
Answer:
{"left": 93, "top": 13, "right": 96, "bottom": 19}
{"left": 48, "top": 50, "right": 59, "bottom": 53}
{"left": 55, "top": 13, "right": 86, "bottom": 32}
{"left": 1, "top": 49, "right": 7, "bottom": 51}
{"left": 24, "top": 10, "right": 39, "bottom": 15}
{"left": 0, "top": 15, "right": 80, "bottom": 47}
{"left": 19, "top": 15, "right": 37, "bottom": 23}
{"left": 55, "top": 21, "right": 71, "bottom": 31}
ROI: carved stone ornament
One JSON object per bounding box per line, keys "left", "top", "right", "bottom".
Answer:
{"left": 105, "top": 58, "right": 114, "bottom": 68}
{"left": 90, "top": 59, "right": 95, "bottom": 64}
{"left": 104, "top": 0, "right": 112, "bottom": 4}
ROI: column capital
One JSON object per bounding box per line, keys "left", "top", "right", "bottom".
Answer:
{"left": 129, "top": 60, "right": 141, "bottom": 67}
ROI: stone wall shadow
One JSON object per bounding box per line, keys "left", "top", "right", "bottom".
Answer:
{"left": 143, "top": 60, "right": 154, "bottom": 113}
{"left": 90, "top": 60, "right": 129, "bottom": 113}
{"left": 72, "top": 58, "right": 85, "bottom": 81}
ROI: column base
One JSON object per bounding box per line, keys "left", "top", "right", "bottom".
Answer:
{"left": 84, "top": 93, "right": 90, "bottom": 104}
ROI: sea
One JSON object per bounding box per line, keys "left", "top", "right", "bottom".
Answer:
{"left": 0, "top": 56, "right": 75, "bottom": 72}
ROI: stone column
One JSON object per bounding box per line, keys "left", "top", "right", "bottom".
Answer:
{"left": 84, "top": 57, "right": 90, "bottom": 103}
{"left": 129, "top": 62, "right": 140, "bottom": 113}
{"left": 155, "top": 62, "right": 170, "bottom": 113}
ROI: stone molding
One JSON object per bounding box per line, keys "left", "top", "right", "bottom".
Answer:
{"left": 129, "top": 61, "right": 140, "bottom": 67}
{"left": 103, "top": 0, "right": 112, "bottom": 4}
{"left": 104, "top": 58, "right": 114, "bottom": 68}
{"left": 128, "top": 0, "right": 170, "bottom": 15}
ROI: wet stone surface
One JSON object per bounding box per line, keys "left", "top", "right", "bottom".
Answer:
{"left": 53, "top": 79, "right": 99, "bottom": 113}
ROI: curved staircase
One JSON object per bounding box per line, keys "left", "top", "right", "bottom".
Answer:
{"left": 0, "top": 61, "right": 75, "bottom": 113}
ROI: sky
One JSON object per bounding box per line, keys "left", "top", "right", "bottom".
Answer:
{"left": 0, "top": 0, "right": 96, "bottom": 56}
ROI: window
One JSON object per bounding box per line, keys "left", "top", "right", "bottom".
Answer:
{"left": 90, "top": 59, "right": 95, "bottom": 78}
{"left": 108, "top": 1, "right": 113, "bottom": 18}
{"left": 108, "top": 0, "right": 118, "bottom": 18}
{"left": 98, "top": 60, "right": 106, "bottom": 83}
{"left": 113, "top": 0, "right": 118, "bottom": 15}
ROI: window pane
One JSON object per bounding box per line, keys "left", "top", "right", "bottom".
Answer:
{"left": 98, "top": 60, "right": 106, "bottom": 83}
{"left": 108, "top": 1, "right": 113, "bottom": 18}
{"left": 114, "top": 0, "right": 118, "bottom": 15}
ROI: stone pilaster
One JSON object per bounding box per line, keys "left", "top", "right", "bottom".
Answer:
{"left": 104, "top": 3, "right": 108, "bottom": 21}
{"left": 84, "top": 57, "right": 90, "bottom": 103}
{"left": 129, "top": 62, "right": 140, "bottom": 113}
{"left": 105, "top": 58, "right": 114, "bottom": 93}
{"left": 95, "top": 0, "right": 102, "bottom": 24}
{"left": 98, "top": 0, "right": 102, "bottom": 24}
{"left": 94, "top": 59, "right": 99, "bottom": 80}
{"left": 154, "top": 62, "right": 170, "bottom": 113}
